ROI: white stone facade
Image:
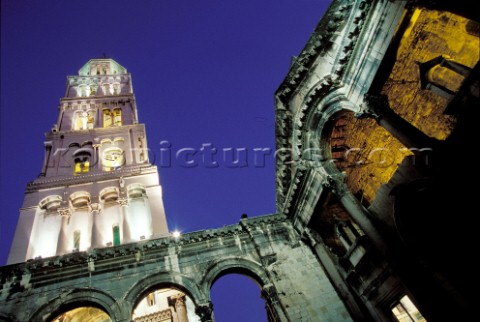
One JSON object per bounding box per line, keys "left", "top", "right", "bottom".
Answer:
{"left": 8, "top": 58, "right": 169, "bottom": 264}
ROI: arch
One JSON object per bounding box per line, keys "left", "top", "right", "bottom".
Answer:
{"left": 72, "top": 148, "right": 92, "bottom": 174}
{"left": 73, "top": 110, "right": 95, "bottom": 130}
{"left": 100, "top": 138, "right": 113, "bottom": 145}
{"left": 200, "top": 257, "right": 269, "bottom": 293}
{"left": 301, "top": 90, "right": 356, "bottom": 162}
{"left": 29, "top": 288, "right": 125, "bottom": 322}
{"left": 124, "top": 271, "right": 204, "bottom": 316}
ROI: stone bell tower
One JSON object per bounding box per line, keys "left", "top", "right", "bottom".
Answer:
{"left": 8, "top": 58, "right": 169, "bottom": 264}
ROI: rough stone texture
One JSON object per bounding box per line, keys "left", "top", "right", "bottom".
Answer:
{"left": 382, "top": 9, "right": 479, "bottom": 140}
{"left": 0, "top": 214, "right": 352, "bottom": 322}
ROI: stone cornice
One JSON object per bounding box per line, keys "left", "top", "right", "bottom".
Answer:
{"left": 59, "top": 93, "right": 134, "bottom": 102}
{"left": 45, "top": 123, "right": 145, "bottom": 139}
{"left": 0, "top": 214, "right": 287, "bottom": 289}
{"left": 275, "top": 0, "right": 356, "bottom": 104}
{"left": 26, "top": 165, "right": 158, "bottom": 192}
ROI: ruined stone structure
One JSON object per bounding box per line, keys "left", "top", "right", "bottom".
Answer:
{"left": 1, "top": 0, "right": 478, "bottom": 321}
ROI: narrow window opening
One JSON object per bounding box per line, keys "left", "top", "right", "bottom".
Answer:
{"left": 113, "top": 225, "right": 120, "bottom": 246}
{"left": 392, "top": 295, "right": 426, "bottom": 322}
{"left": 73, "top": 230, "right": 81, "bottom": 252}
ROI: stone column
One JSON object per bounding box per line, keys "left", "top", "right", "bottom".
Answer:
{"left": 323, "top": 175, "right": 388, "bottom": 257}
{"left": 92, "top": 144, "right": 101, "bottom": 169}
{"left": 40, "top": 142, "right": 52, "bottom": 177}
{"left": 195, "top": 302, "right": 213, "bottom": 322}
{"left": 303, "top": 228, "right": 372, "bottom": 322}
{"left": 56, "top": 207, "right": 71, "bottom": 254}
{"left": 356, "top": 94, "right": 437, "bottom": 150}
{"left": 117, "top": 198, "right": 129, "bottom": 243}
{"left": 89, "top": 201, "right": 102, "bottom": 248}
{"left": 56, "top": 105, "right": 65, "bottom": 130}
{"left": 171, "top": 294, "right": 189, "bottom": 322}
{"left": 261, "top": 284, "right": 289, "bottom": 322}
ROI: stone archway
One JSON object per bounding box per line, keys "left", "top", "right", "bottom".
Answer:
{"left": 125, "top": 271, "right": 204, "bottom": 322}
{"left": 201, "top": 257, "right": 284, "bottom": 322}
{"left": 30, "top": 288, "right": 123, "bottom": 322}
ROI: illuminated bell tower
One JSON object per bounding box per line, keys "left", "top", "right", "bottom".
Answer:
{"left": 8, "top": 58, "right": 169, "bottom": 264}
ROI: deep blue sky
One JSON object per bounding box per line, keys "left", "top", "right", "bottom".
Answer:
{"left": 1, "top": 0, "right": 330, "bottom": 320}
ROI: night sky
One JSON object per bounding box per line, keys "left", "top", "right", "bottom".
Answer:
{"left": 1, "top": 0, "right": 330, "bottom": 320}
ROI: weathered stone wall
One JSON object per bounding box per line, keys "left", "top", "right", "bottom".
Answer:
{"left": 0, "top": 214, "right": 352, "bottom": 322}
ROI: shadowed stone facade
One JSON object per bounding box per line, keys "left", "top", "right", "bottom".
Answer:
{"left": 1, "top": 0, "right": 478, "bottom": 321}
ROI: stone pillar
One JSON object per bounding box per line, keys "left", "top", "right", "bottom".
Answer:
{"left": 356, "top": 94, "right": 437, "bottom": 150}
{"left": 261, "top": 284, "right": 289, "bottom": 322}
{"left": 195, "top": 302, "right": 213, "bottom": 322}
{"left": 323, "top": 175, "right": 388, "bottom": 257}
{"left": 40, "top": 142, "right": 52, "bottom": 177}
{"left": 303, "top": 228, "right": 374, "bottom": 322}
{"left": 89, "top": 201, "right": 102, "bottom": 248}
{"left": 117, "top": 198, "right": 129, "bottom": 243}
{"left": 56, "top": 105, "right": 64, "bottom": 130}
{"left": 92, "top": 144, "right": 101, "bottom": 169}
{"left": 56, "top": 207, "right": 71, "bottom": 254}
{"left": 171, "top": 294, "right": 189, "bottom": 322}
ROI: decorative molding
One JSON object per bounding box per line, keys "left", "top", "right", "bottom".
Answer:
{"left": 57, "top": 207, "right": 71, "bottom": 218}
{"left": 275, "top": 0, "right": 354, "bottom": 104}
{"left": 26, "top": 164, "right": 158, "bottom": 192}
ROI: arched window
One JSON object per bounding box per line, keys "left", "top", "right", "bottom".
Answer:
{"left": 336, "top": 221, "right": 364, "bottom": 249}
{"left": 90, "top": 84, "right": 97, "bottom": 95}
{"left": 211, "top": 274, "right": 267, "bottom": 322}
{"left": 112, "top": 225, "right": 120, "bottom": 246}
{"left": 73, "top": 110, "right": 95, "bottom": 130}
{"left": 73, "top": 150, "right": 91, "bottom": 174}
{"left": 103, "top": 109, "right": 112, "bottom": 127}
{"left": 102, "top": 147, "right": 124, "bottom": 171}
{"left": 103, "top": 83, "right": 113, "bottom": 95}
{"left": 113, "top": 108, "right": 122, "bottom": 126}
{"left": 113, "top": 82, "right": 120, "bottom": 95}
{"left": 73, "top": 230, "right": 81, "bottom": 252}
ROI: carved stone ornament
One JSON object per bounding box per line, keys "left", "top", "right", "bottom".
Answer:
{"left": 89, "top": 202, "right": 102, "bottom": 214}
{"left": 57, "top": 207, "right": 71, "bottom": 218}
{"left": 117, "top": 198, "right": 128, "bottom": 207}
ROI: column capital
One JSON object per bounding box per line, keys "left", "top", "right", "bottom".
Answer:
{"left": 117, "top": 198, "right": 128, "bottom": 207}
{"left": 89, "top": 202, "right": 102, "bottom": 214}
{"left": 57, "top": 207, "right": 71, "bottom": 218}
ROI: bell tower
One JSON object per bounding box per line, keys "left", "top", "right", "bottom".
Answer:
{"left": 8, "top": 58, "right": 169, "bottom": 263}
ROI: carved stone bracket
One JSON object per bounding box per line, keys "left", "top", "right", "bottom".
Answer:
{"left": 89, "top": 202, "right": 102, "bottom": 215}
{"left": 57, "top": 207, "right": 71, "bottom": 219}
{"left": 117, "top": 198, "right": 128, "bottom": 207}
{"left": 355, "top": 94, "right": 391, "bottom": 120}
{"left": 195, "top": 302, "right": 214, "bottom": 322}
